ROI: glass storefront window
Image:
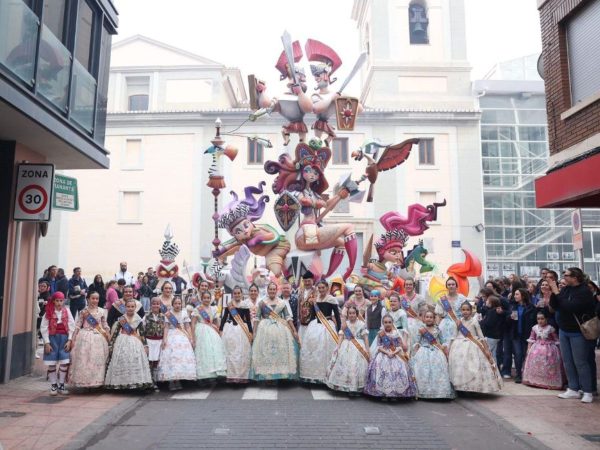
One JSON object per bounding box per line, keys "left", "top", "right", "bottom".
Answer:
{"left": 70, "top": 60, "right": 97, "bottom": 132}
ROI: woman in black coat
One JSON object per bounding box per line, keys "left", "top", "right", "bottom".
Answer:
{"left": 502, "top": 288, "right": 537, "bottom": 383}
{"left": 88, "top": 274, "right": 107, "bottom": 308}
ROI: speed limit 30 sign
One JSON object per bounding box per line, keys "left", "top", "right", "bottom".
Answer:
{"left": 13, "top": 164, "right": 55, "bottom": 221}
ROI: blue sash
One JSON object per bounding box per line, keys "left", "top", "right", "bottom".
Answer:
{"left": 114, "top": 302, "right": 126, "bottom": 314}
{"left": 86, "top": 314, "right": 99, "bottom": 328}
{"left": 167, "top": 312, "right": 180, "bottom": 328}
{"left": 160, "top": 303, "right": 168, "bottom": 313}
{"left": 198, "top": 308, "right": 212, "bottom": 323}
{"left": 119, "top": 316, "right": 135, "bottom": 334}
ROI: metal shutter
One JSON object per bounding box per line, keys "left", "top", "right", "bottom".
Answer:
{"left": 567, "top": 0, "right": 600, "bottom": 104}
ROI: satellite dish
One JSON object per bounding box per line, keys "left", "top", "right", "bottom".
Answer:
{"left": 537, "top": 53, "right": 544, "bottom": 80}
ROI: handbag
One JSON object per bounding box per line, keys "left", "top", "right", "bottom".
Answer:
{"left": 573, "top": 313, "right": 600, "bottom": 340}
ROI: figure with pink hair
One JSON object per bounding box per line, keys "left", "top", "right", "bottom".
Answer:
{"left": 265, "top": 141, "right": 358, "bottom": 280}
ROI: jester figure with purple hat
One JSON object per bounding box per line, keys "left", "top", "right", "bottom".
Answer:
{"left": 213, "top": 182, "right": 291, "bottom": 278}
{"left": 253, "top": 38, "right": 312, "bottom": 146}
{"left": 265, "top": 141, "right": 358, "bottom": 280}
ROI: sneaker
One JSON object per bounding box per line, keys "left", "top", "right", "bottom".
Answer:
{"left": 153, "top": 384, "right": 160, "bottom": 393}
{"left": 502, "top": 374, "right": 511, "bottom": 379}
{"left": 581, "top": 393, "right": 593, "bottom": 403}
{"left": 558, "top": 389, "right": 582, "bottom": 399}
{"left": 50, "top": 384, "right": 58, "bottom": 396}
{"left": 515, "top": 377, "right": 522, "bottom": 384}
{"left": 58, "top": 384, "right": 69, "bottom": 395}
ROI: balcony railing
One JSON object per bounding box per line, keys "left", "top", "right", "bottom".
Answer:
{"left": 0, "top": 0, "right": 98, "bottom": 136}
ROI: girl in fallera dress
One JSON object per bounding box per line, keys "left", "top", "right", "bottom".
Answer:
{"left": 104, "top": 298, "right": 153, "bottom": 390}
{"left": 300, "top": 280, "right": 341, "bottom": 383}
{"left": 522, "top": 310, "right": 565, "bottom": 390}
{"left": 191, "top": 291, "right": 227, "bottom": 381}
{"left": 144, "top": 297, "right": 165, "bottom": 391}
{"left": 40, "top": 292, "right": 75, "bottom": 396}
{"left": 158, "top": 282, "right": 175, "bottom": 313}
{"left": 382, "top": 294, "right": 409, "bottom": 335}
{"left": 448, "top": 302, "right": 502, "bottom": 393}
{"left": 434, "top": 277, "right": 467, "bottom": 343}
{"left": 251, "top": 282, "right": 299, "bottom": 381}
{"left": 400, "top": 295, "right": 426, "bottom": 356}
{"left": 247, "top": 283, "right": 260, "bottom": 323}
{"left": 69, "top": 292, "right": 110, "bottom": 389}
{"left": 326, "top": 306, "right": 370, "bottom": 394}
{"left": 220, "top": 286, "right": 253, "bottom": 383}
{"left": 364, "top": 315, "right": 417, "bottom": 399}
{"left": 157, "top": 297, "right": 197, "bottom": 390}
{"left": 411, "top": 310, "right": 455, "bottom": 399}
{"left": 106, "top": 286, "right": 144, "bottom": 328}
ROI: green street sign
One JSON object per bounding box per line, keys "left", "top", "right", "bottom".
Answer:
{"left": 53, "top": 174, "right": 79, "bottom": 211}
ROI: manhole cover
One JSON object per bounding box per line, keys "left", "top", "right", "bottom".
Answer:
{"left": 29, "top": 396, "right": 67, "bottom": 404}
{"left": 364, "top": 426, "right": 380, "bottom": 435}
{"left": 214, "top": 428, "right": 230, "bottom": 435}
{"left": 582, "top": 435, "right": 600, "bottom": 443}
{"left": 0, "top": 411, "right": 26, "bottom": 418}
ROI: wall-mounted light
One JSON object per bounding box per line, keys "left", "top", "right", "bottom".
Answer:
{"left": 474, "top": 223, "right": 485, "bottom": 232}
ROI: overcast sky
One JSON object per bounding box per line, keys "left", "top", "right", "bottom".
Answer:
{"left": 114, "top": 0, "right": 542, "bottom": 89}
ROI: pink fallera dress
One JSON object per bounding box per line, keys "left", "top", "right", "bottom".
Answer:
{"left": 522, "top": 324, "right": 565, "bottom": 390}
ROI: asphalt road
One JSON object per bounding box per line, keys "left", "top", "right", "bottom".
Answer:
{"left": 81, "top": 382, "right": 546, "bottom": 450}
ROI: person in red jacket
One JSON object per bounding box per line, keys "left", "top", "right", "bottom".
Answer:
{"left": 40, "top": 292, "right": 75, "bottom": 396}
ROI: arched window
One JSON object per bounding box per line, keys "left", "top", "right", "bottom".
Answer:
{"left": 409, "top": 2, "right": 429, "bottom": 44}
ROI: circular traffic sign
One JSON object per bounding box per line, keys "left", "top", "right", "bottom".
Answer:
{"left": 18, "top": 184, "right": 48, "bottom": 214}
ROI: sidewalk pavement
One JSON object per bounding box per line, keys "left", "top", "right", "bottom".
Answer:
{"left": 0, "top": 349, "right": 137, "bottom": 450}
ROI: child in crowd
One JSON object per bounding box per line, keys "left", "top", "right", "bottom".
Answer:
{"left": 365, "top": 290, "right": 384, "bottom": 346}
{"left": 40, "top": 292, "right": 75, "bottom": 395}
{"left": 364, "top": 315, "right": 416, "bottom": 399}
{"left": 69, "top": 292, "right": 110, "bottom": 388}
{"left": 105, "top": 298, "right": 153, "bottom": 390}
{"left": 479, "top": 295, "right": 505, "bottom": 358}
{"left": 144, "top": 297, "right": 166, "bottom": 391}
{"left": 448, "top": 302, "right": 502, "bottom": 393}
{"left": 326, "top": 306, "right": 370, "bottom": 394}
{"left": 522, "top": 310, "right": 565, "bottom": 390}
{"left": 191, "top": 291, "right": 227, "bottom": 381}
{"left": 157, "top": 297, "right": 196, "bottom": 390}
{"left": 411, "top": 310, "right": 455, "bottom": 399}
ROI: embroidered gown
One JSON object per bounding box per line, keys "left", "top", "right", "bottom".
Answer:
{"left": 156, "top": 309, "right": 197, "bottom": 382}
{"left": 435, "top": 294, "right": 467, "bottom": 342}
{"left": 400, "top": 299, "right": 425, "bottom": 357}
{"left": 410, "top": 325, "right": 456, "bottom": 399}
{"left": 364, "top": 330, "right": 417, "bottom": 398}
{"left": 448, "top": 316, "right": 502, "bottom": 393}
{"left": 300, "top": 295, "right": 341, "bottom": 383}
{"left": 144, "top": 312, "right": 165, "bottom": 362}
{"left": 522, "top": 324, "right": 565, "bottom": 389}
{"left": 105, "top": 314, "right": 153, "bottom": 390}
{"left": 192, "top": 305, "right": 227, "bottom": 380}
{"left": 69, "top": 307, "right": 110, "bottom": 388}
{"left": 220, "top": 300, "right": 253, "bottom": 383}
{"left": 325, "top": 319, "right": 369, "bottom": 393}
{"left": 251, "top": 299, "right": 297, "bottom": 380}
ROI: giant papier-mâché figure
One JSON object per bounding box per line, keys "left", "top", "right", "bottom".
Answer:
{"left": 265, "top": 141, "right": 357, "bottom": 280}
{"left": 155, "top": 225, "right": 181, "bottom": 293}
{"left": 253, "top": 38, "right": 313, "bottom": 146}
{"left": 213, "top": 182, "right": 291, "bottom": 278}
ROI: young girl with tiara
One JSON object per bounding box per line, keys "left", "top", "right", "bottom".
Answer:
{"left": 364, "top": 314, "right": 417, "bottom": 399}
{"left": 69, "top": 292, "right": 110, "bottom": 389}
{"left": 522, "top": 310, "right": 565, "bottom": 390}
{"left": 448, "top": 301, "right": 502, "bottom": 393}
{"left": 191, "top": 291, "right": 227, "bottom": 382}
{"left": 157, "top": 296, "right": 196, "bottom": 390}
{"left": 104, "top": 298, "right": 153, "bottom": 390}
{"left": 40, "top": 292, "right": 75, "bottom": 395}
{"left": 144, "top": 297, "right": 165, "bottom": 391}
{"left": 411, "top": 310, "right": 455, "bottom": 399}
{"left": 326, "top": 306, "right": 370, "bottom": 394}
{"left": 220, "top": 286, "right": 253, "bottom": 383}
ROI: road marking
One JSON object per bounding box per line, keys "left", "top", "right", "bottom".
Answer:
{"left": 172, "top": 389, "right": 212, "bottom": 400}
{"left": 310, "top": 389, "right": 349, "bottom": 400}
{"left": 241, "top": 386, "right": 278, "bottom": 400}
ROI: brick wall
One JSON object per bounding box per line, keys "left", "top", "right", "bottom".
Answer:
{"left": 540, "top": 0, "right": 600, "bottom": 156}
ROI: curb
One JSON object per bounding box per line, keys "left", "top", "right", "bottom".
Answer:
{"left": 60, "top": 395, "right": 144, "bottom": 450}
{"left": 456, "top": 397, "right": 553, "bottom": 450}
